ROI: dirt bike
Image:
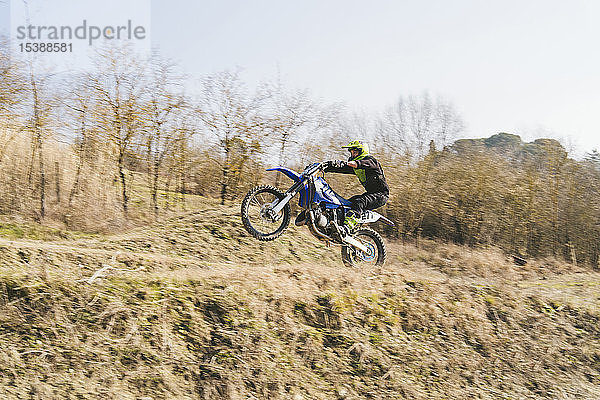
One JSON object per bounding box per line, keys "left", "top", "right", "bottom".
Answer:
{"left": 241, "top": 162, "right": 394, "bottom": 267}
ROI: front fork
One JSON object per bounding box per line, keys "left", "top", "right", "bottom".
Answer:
{"left": 269, "top": 176, "right": 308, "bottom": 215}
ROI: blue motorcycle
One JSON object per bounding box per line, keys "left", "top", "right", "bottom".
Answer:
{"left": 241, "top": 162, "right": 394, "bottom": 267}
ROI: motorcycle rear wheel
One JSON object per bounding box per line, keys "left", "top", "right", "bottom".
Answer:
{"left": 241, "top": 185, "right": 291, "bottom": 241}
{"left": 341, "top": 228, "right": 386, "bottom": 267}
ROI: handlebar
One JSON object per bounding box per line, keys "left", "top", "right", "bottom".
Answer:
{"left": 302, "top": 162, "right": 324, "bottom": 176}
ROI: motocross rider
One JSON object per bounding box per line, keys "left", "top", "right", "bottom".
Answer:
{"left": 324, "top": 140, "right": 389, "bottom": 234}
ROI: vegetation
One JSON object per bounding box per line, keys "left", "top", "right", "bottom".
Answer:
{"left": 383, "top": 133, "right": 600, "bottom": 266}
{"left": 2, "top": 41, "right": 599, "bottom": 266}
{"left": 2, "top": 40, "right": 600, "bottom": 397}
{"left": 0, "top": 205, "right": 599, "bottom": 399}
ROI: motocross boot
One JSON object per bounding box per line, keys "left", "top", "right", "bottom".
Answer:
{"left": 342, "top": 210, "right": 360, "bottom": 236}
{"left": 295, "top": 210, "right": 307, "bottom": 226}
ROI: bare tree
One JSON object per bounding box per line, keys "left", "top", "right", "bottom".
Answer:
{"left": 60, "top": 76, "right": 99, "bottom": 211}
{"left": 0, "top": 42, "right": 27, "bottom": 166}
{"left": 142, "top": 59, "right": 188, "bottom": 218}
{"left": 196, "top": 70, "right": 270, "bottom": 204}
{"left": 267, "top": 81, "right": 339, "bottom": 185}
{"left": 19, "top": 63, "right": 58, "bottom": 220}
{"left": 90, "top": 46, "right": 149, "bottom": 218}
{"left": 376, "top": 92, "right": 463, "bottom": 161}
{"left": 0, "top": 40, "right": 25, "bottom": 113}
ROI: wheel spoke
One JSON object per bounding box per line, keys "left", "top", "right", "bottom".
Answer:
{"left": 242, "top": 187, "right": 290, "bottom": 238}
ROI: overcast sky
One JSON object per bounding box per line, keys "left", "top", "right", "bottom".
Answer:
{"left": 3, "top": 0, "right": 600, "bottom": 154}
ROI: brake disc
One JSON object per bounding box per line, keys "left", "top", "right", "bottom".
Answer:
{"left": 358, "top": 242, "right": 376, "bottom": 262}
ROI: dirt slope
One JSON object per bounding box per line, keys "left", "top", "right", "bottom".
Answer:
{"left": 1, "top": 205, "right": 599, "bottom": 399}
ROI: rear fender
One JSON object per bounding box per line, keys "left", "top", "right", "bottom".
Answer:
{"left": 359, "top": 211, "right": 395, "bottom": 226}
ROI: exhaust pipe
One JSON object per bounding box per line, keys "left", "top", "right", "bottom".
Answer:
{"left": 307, "top": 211, "right": 370, "bottom": 254}
{"left": 307, "top": 210, "right": 334, "bottom": 242}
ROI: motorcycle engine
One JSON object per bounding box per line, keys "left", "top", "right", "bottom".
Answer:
{"left": 313, "top": 208, "right": 329, "bottom": 228}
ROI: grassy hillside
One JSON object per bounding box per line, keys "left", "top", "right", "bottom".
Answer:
{"left": 1, "top": 203, "right": 599, "bottom": 399}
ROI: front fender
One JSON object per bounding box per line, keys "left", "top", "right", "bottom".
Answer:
{"left": 266, "top": 167, "right": 301, "bottom": 182}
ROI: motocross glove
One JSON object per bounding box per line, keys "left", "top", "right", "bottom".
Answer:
{"left": 324, "top": 160, "right": 347, "bottom": 169}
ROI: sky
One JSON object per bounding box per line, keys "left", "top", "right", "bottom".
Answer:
{"left": 2, "top": 0, "right": 600, "bottom": 154}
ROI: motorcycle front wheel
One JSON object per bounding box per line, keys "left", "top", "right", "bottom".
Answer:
{"left": 241, "top": 185, "right": 291, "bottom": 241}
{"left": 341, "top": 228, "right": 387, "bottom": 267}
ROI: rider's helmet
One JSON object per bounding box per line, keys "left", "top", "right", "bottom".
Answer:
{"left": 342, "top": 140, "right": 370, "bottom": 161}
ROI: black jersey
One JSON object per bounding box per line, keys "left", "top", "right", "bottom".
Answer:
{"left": 324, "top": 155, "right": 389, "bottom": 195}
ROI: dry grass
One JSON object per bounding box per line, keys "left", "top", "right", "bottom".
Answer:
{"left": 0, "top": 130, "right": 214, "bottom": 234}
{"left": 1, "top": 204, "right": 599, "bottom": 399}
